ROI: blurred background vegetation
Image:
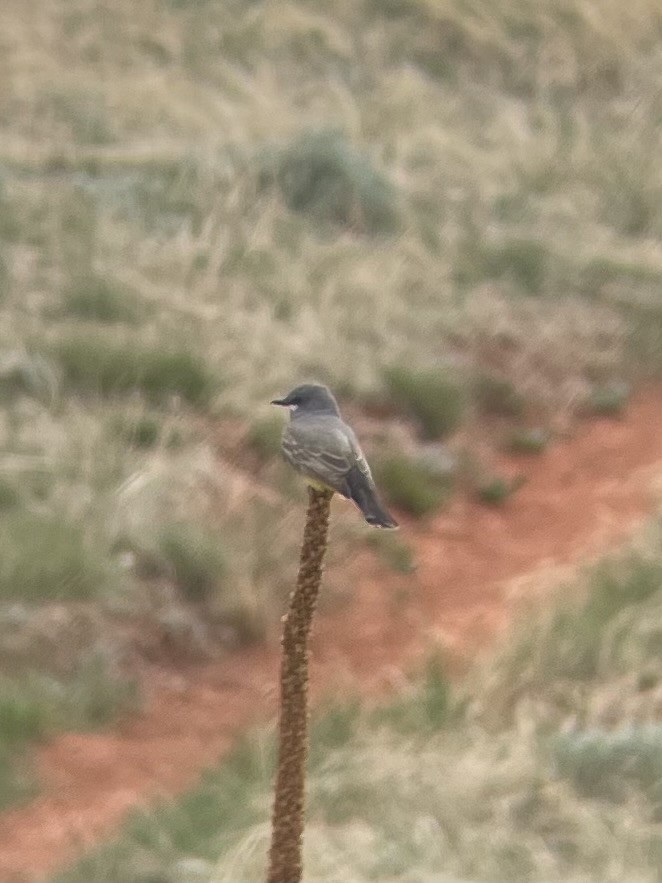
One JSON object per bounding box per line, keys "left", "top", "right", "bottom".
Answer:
{"left": 1, "top": 0, "right": 662, "bottom": 878}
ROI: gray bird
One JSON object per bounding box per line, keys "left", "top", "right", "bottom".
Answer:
{"left": 271, "top": 383, "right": 398, "bottom": 529}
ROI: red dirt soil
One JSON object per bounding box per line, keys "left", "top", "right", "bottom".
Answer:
{"left": 2, "top": 390, "right": 662, "bottom": 881}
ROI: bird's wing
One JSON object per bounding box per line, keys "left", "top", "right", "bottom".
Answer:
{"left": 346, "top": 428, "right": 375, "bottom": 486}
{"left": 282, "top": 416, "right": 370, "bottom": 496}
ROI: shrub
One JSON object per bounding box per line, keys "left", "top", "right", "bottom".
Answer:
{"left": 0, "top": 351, "right": 59, "bottom": 403}
{"left": 111, "top": 414, "right": 162, "bottom": 450}
{"left": 262, "top": 130, "right": 400, "bottom": 234}
{"left": 376, "top": 454, "right": 452, "bottom": 517}
{"left": 0, "top": 687, "right": 47, "bottom": 747}
{"left": 58, "top": 273, "right": 145, "bottom": 324}
{"left": 586, "top": 381, "right": 630, "bottom": 416}
{"left": 53, "top": 332, "right": 216, "bottom": 407}
{"left": 483, "top": 238, "right": 548, "bottom": 295}
{"left": 474, "top": 374, "right": 524, "bottom": 418}
{"left": 506, "top": 427, "right": 549, "bottom": 455}
{"left": 383, "top": 365, "right": 465, "bottom": 439}
{"left": 475, "top": 475, "right": 516, "bottom": 506}
{"left": 554, "top": 724, "right": 662, "bottom": 803}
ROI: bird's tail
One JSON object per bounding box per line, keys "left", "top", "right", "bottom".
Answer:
{"left": 345, "top": 466, "right": 398, "bottom": 529}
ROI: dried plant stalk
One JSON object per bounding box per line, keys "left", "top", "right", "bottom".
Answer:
{"left": 267, "top": 486, "right": 333, "bottom": 883}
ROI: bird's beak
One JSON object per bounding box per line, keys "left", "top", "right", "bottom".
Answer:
{"left": 271, "top": 397, "right": 288, "bottom": 406}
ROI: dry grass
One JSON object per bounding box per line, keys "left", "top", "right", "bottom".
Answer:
{"left": 4, "top": 0, "right": 662, "bottom": 412}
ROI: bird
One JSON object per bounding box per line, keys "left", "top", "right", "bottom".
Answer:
{"left": 271, "top": 383, "right": 398, "bottom": 529}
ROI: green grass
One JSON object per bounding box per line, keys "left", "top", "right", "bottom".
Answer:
{"left": 57, "top": 529, "right": 662, "bottom": 882}
{"left": 487, "top": 545, "right": 662, "bottom": 702}
{"left": 53, "top": 333, "right": 217, "bottom": 407}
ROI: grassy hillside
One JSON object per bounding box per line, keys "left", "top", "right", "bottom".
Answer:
{"left": 1, "top": 0, "right": 662, "bottom": 807}
{"left": 59, "top": 521, "right": 662, "bottom": 881}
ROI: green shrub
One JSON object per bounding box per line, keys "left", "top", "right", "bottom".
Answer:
{"left": 554, "top": 724, "right": 662, "bottom": 803}
{"left": 0, "top": 351, "right": 59, "bottom": 403}
{"left": 0, "top": 688, "right": 47, "bottom": 747}
{"left": 158, "top": 524, "right": 227, "bottom": 604}
{"left": 383, "top": 365, "right": 465, "bottom": 439}
{"left": 456, "top": 237, "right": 549, "bottom": 294}
{"left": 111, "top": 414, "right": 162, "bottom": 450}
{"left": 53, "top": 332, "right": 216, "bottom": 407}
{"left": 129, "top": 416, "right": 161, "bottom": 449}
{"left": 475, "top": 475, "right": 521, "bottom": 506}
{"left": 586, "top": 381, "right": 630, "bottom": 416}
{"left": 262, "top": 130, "right": 400, "bottom": 234}
{"left": 474, "top": 374, "right": 524, "bottom": 417}
{"left": 506, "top": 427, "right": 549, "bottom": 455}
{"left": 58, "top": 273, "right": 145, "bottom": 324}
{"left": 0, "top": 511, "right": 106, "bottom": 602}
{"left": 376, "top": 454, "right": 452, "bottom": 517}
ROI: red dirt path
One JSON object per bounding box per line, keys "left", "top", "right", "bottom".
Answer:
{"left": 1, "top": 390, "right": 662, "bottom": 881}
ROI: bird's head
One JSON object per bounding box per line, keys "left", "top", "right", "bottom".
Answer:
{"left": 271, "top": 383, "right": 340, "bottom": 417}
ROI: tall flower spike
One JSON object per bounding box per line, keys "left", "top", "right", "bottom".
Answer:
{"left": 267, "top": 486, "right": 333, "bottom": 883}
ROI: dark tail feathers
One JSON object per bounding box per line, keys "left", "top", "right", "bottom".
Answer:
{"left": 345, "top": 466, "right": 398, "bottom": 529}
